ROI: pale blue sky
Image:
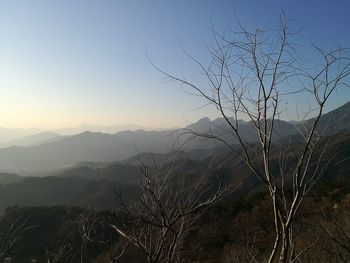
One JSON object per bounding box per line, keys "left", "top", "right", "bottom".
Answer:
{"left": 0, "top": 0, "right": 349, "bottom": 129}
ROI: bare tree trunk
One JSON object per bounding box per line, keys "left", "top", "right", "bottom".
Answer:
{"left": 112, "top": 156, "right": 225, "bottom": 262}
{"left": 151, "top": 11, "right": 350, "bottom": 261}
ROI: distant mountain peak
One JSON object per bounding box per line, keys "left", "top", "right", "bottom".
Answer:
{"left": 185, "top": 117, "right": 212, "bottom": 131}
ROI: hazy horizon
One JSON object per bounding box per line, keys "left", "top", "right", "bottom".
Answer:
{"left": 1, "top": 0, "right": 350, "bottom": 130}
{"left": 1, "top": 99, "right": 350, "bottom": 131}
{"left": 0, "top": 122, "right": 176, "bottom": 132}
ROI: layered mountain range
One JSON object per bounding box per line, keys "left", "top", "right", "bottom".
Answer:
{"left": 0, "top": 126, "right": 349, "bottom": 214}
{"left": 0, "top": 101, "right": 349, "bottom": 175}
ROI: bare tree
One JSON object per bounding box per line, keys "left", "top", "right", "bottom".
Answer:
{"left": 321, "top": 222, "right": 350, "bottom": 262}
{"left": 0, "top": 217, "right": 34, "bottom": 261}
{"left": 224, "top": 233, "right": 259, "bottom": 263}
{"left": 151, "top": 13, "right": 350, "bottom": 262}
{"left": 104, "top": 241, "right": 129, "bottom": 263}
{"left": 317, "top": 199, "right": 350, "bottom": 263}
{"left": 111, "top": 158, "right": 225, "bottom": 263}
{"left": 46, "top": 242, "right": 74, "bottom": 263}
{"left": 79, "top": 209, "right": 98, "bottom": 263}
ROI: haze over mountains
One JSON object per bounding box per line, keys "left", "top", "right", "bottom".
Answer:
{"left": 1, "top": 132, "right": 65, "bottom": 148}
{"left": 0, "top": 124, "right": 349, "bottom": 214}
{"left": 0, "top": 127, "right": 41, "bottom": 146}
{"left": 0, "top": 101, "right": 349, "bottom": 216}
{"left": 0, "top": 123, "right": 160, "bottom": 147}
{"left": 0, "top": 101, "right": 349, "bottom": 175}
{"left": 53, "top": 123, "right": 163, "bottom": 136}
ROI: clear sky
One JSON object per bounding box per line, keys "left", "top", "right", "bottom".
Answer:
{"left": 0, "top": 0, "right": 349, "bottom": 129}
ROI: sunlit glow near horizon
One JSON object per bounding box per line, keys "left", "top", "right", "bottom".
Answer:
{"left": 0, "top": 0, "right": 349, "bottom": 130}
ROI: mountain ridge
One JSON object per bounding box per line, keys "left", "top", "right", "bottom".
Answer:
{"left": 0, "top": 101, "right": 348, "bottom": 175}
